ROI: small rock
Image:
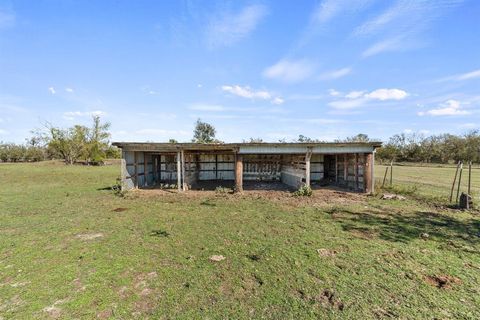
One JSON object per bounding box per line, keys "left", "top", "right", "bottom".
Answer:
{"left": 209, "top": 255, "right": 225, "bottom": 262}
{"left": 381, "top": 193, "right": 406, "bottom": 200}
{"left": 421, "top": 233, "right": 429, "bottom": 239}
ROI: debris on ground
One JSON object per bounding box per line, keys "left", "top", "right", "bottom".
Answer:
{"left": 113, "top": 207, "right": 128, "bottom": 212}
{"left": 75, "top": 233, "right": 104, "bottom": 241}
{"left": 317, "top": 248, "right": 338, "bottom": 257}
{"left": 209, "top": 255, "right": 226, "bottom": 262}
{"left": 381, "top": 193, "right": 406, "bottom": 200}
{"left": 420, "top": 233, "right": 429, "bottom": 240}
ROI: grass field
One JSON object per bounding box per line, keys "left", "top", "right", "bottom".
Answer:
{"left": 1, "top": 162, "right": 480, "bottom": 319}
{"left": 376, "top": 164, "right": 480, "bottom": 201}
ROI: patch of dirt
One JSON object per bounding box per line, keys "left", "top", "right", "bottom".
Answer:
{"left": 72, "top": 278, "right": 86, "bottom": 292}
{"left": 0, "top": 295, "right": 24, "bottom": 313}
{"left": 209, "top": 255, "right": 226, "bottom": 262}
{"left": 425, "top": 275, "right": 461, "bottom": 289}
{"left": 317, "top": 248, "right": 338, "bottom": 257}
{"left": 349, "top": 228, "right": 378, "bottom": 239}
{"left": 43, "top": 306, "right": 62, "bottom": 319}
{"left": 118, "top": 286, "right": 129, "bottom": 299}
{"left": 132, "top": 187, "right": 367, "bottom": 209}
{"left": 42, "top": 299, "right": 68, "bottom": 319}
{"left": 113, "top": 207, "right": 128, "bottom": 212}
{"left": 75, "top": 233, "right": 104, "bottom": 241}
{"left": 296, "top": 289, "right": 344, "bottom": 311}
{"left": 315, "top": 289, "right": 344, "bottom": 311}
{"left": 133, "top": 299, "right": 155, "bottom": 316}
{"left": 96, "top": 309, "right": 113, "bottom": 319}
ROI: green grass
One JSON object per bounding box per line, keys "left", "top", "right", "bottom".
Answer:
{"left": 1, "top": 162, "right": 480, "bottom": 319}
{"left": 376, "top": 164, "right": 480, "bottom": 201}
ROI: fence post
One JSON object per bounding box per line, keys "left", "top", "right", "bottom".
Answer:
{"left": 450, "top": 161, "right": 461, "bottom": 203}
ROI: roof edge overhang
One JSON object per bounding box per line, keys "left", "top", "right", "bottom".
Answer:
{"left": 112, "top": 142, "right": 382, "bottom": 153}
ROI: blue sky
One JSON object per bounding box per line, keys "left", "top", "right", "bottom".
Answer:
{"left": 0, "top": 0, "right": 479, "bottom": 143}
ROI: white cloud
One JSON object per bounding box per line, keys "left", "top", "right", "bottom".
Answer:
{"left": 328, "top": 99, "right": 367, "bottom": 109}
{"left": 418, "top": 99, "right": 470, "bottom": 116}
{"left": 345, "top": 91, "right": 365, "bottom": 99}
{"left": 221, "top": 85, "right": 283, "bottom": 104}
{"left": 48, "top": 87, "right": 56, "bottom": 95}
{"left": 328, "top": 89, "right": 341, "bottom": 97}
{"left": 362, "top": 36, "right": 405, "bottom": 57}
{"left": 206, "top": 4, "right": 268, "bottom": 48}
{"left": 318, "top": 67, "right": 351, "bottom": 80}
{"left": 357, "top": 1, "right": 463, "bottom": 57}
{"left": 328, "top": 88, "right": 408, "bottom": 109}
{"left": 365, "top": 88, "right": 408, "bottom": 101}
{"left": 0, "top": 129, "right": 8, "bottom": 135}
{"left": 271, "top": 97, "right": 284, "bottom": 105}
{"left": 63, "top": 110, "right": 106, "bottom": 120}
{"left": 313, "top": 0, "right": 373, "bottom": 24}
{"left": 439, "top": 69, "right": 480, "bottom": 82}
{"left": 65, "top": 87, "right": 74, "bottom": 93}
{"left": 263, "top": 59, "right": 314, "bottom": 83}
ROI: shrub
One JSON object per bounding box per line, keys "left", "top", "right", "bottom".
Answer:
{"left": 112, "top": 178, "right": 126, "bottom": 197}
{"left": 293, "top": 185, "right": 313, "bottom": 197}
{"left": 215, "top": 186, "right": 232, "bottom": 194}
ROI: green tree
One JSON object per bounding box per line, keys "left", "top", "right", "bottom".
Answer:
{"left": 192, "top": 119, "right": 217, "bottom": 143}
{"left": 87, "top": 115, "right": 111, "bottom": 163}
{"left": 47, "top": 125, "right": 89, "bottom": 164}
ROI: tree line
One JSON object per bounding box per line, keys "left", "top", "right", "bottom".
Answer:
{"left": 0, "top": 116, "right": 120, "bottom": 164}
{"left": 2, "top": 117, "right": 478, "bottom": 164}
{"left": 376, "top": 131, "right": 480, "bottom": 163}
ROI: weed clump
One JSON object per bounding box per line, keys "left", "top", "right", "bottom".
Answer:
{"left": 215, "top": 186, "right": 233, "bottom": 194}
{"left": 293, "top": 185, "right": 313, "bottom": 197}
{"left": 112, "top": 178, "right": 126, "bottom": 197}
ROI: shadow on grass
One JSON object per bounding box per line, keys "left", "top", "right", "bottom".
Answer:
{"left": 97, "top": 186, "right": 113, "bottom": 191}
{"left": 150, "top": 230, "right": 170, "bottom": 237}
{"left": 328, "top": 208, "right": 480, "bottom": 245}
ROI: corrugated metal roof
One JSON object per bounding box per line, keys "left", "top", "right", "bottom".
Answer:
{"left": 113, "top": 141, "right": 382, "bottom": 153}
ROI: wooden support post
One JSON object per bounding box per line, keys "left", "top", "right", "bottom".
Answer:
{"left": 235, "top": 153, "right": 243, "bottom": 192}
{"left": 134, "top": 151, "right": 138, "bottom": 188}
{"left": 305, "top": 149, "right": 312, "bottom": 187}
{"left": 364, "top": 153, "right": 373, "bottom": 194}
{"left": 181, "top": 150, "right": 186, "bottom": 191}
{"left": 343, "top": 154, "right": 348, "bottom": 186}
{"left": 450, "top": 161, "right": 461, "bottom": 203}
{"left": 355, "top": 153, "right": 359, "bottom": 191}
{"left": 144, "top": 152, "right": 148, "bottom": 187}
{"left": 335, "top": 154, "right": 338, "bottom": 183}
{"left": 177, "top": 151, "right": 181, "bottom": 191}
{"left": 456, "top": 162, "right": 463, "bottom": 204}
{"left": 159, "top": 155, "right": 162, "bottom": 184}
{"left": 215, "top": 154, "right": 218, "bottom": 180}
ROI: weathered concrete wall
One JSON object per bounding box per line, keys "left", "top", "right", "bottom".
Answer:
{"left": 280, "top": 154, "right": 306, "bottom": 189}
